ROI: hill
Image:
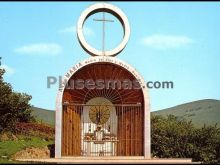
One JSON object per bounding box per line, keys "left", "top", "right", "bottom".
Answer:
{"left": 153, "top": 99, "right": 220, "bottom": 128}
{"left": 31, "top": 99, "right": 220, "bottom": 128}
{"left": 31, "top": 107, "right": 55, "bottom": 126}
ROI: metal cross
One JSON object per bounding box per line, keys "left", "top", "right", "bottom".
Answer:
{"left": 93, "top": 12, "right": 114, "bottom": 55}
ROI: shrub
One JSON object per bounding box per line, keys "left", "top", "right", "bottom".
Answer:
{"left": 0, "top": 69, "right": 35, "bottom": 132}
{"left": 151, "top": 114, "right": 220, "bottom": 163}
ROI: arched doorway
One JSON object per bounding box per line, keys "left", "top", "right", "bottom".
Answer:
{"left": 55, "top": 57, "right": 150, "bottom": 158}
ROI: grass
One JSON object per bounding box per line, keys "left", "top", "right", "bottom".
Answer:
{"left": 31, "top": 107, "right": 55, "bottom": 126}
{"left": 0, "top": 136, "right": 54, "bottom": 163}
{"left": 153, "top": 99, "right": 220, "bottom": 128}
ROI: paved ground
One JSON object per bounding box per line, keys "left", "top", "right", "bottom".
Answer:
{"left": 16, "top": 156, "right": 200, "bottom": 164}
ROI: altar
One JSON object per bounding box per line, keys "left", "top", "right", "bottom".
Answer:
{"left": 84, "top": 139, "right": 119, "bottom": 156}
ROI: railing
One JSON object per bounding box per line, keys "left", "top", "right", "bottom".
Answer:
{"left": 62, "top": 103, "right": 143, "bottom": 156}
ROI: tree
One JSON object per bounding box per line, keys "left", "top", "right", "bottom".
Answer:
{"left": 151, "top": 114, "right": 220, "bottom": 163}
{"left": 0, "top": 68, "right": 34, "bottom": 132}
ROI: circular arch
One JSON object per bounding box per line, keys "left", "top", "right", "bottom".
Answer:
{"left": 77, "top": 3, "right": 130, "bottom": 56}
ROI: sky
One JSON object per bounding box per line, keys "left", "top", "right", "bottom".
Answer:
{"left": 0, "top": 2, "right": 220, "bottom": 111}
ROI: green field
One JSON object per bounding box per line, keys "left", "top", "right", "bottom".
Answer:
{"left": 31, "top": 107, "right": 55, "bottom": 126}
{"left": 153, "top": 99, "right": 220, "bottom": 128}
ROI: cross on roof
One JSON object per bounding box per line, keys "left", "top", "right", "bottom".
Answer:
{"left": 93, "top": 12, "right": 114, "bottom": 56}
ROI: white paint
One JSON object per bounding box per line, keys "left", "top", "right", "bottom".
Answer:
{"left": 77, "top": 3, "right": 130, "bottom": 56}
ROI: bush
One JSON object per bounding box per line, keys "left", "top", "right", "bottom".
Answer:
{"left": 0, "top": 69, "right": 35, "bottom": 132}
{"left": 151, "top": 114, "right": 220, "bottom": 163}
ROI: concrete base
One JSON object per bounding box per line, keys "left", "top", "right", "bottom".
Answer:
{"left": 16, "top": 156, "right": 199, "bottom": 164}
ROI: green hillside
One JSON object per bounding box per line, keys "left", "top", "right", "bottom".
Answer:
{"left": 31, "top": 99, "right": 220, "bottom": 128}
{"left": 31, "top": 107, "right": 55, "bottom": 126}
{"left": 153, "top": 99, "right": 220, "bottom": 128}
